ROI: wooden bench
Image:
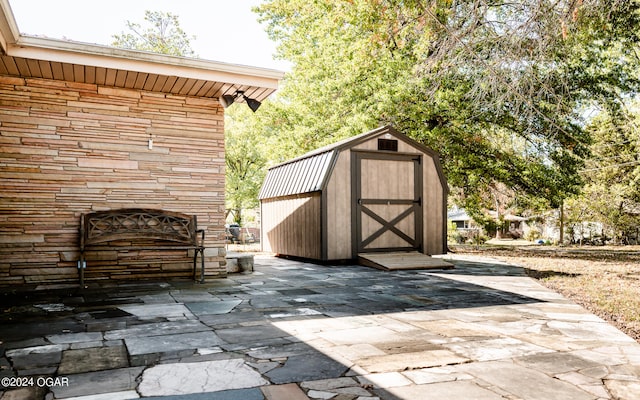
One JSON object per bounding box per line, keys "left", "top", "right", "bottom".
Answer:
{"left": 79, "top": 208, "right": 205, "bottom": 287}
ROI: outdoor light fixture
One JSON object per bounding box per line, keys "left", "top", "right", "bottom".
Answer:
{"left": 219, "top": 90, "right": 261, "bottom": 112}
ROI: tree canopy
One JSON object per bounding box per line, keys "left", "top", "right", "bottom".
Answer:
{"left": 111, "top": 10, "right": 196, "bottom": 57}
{"left": 224, "top": 105, "right": 272, "bottom": 225}
{"left": 255, "top": 0, "right": 640, "bottom": 217}
{"left": 565, "top": 104, "right": 640, "bottom": 243}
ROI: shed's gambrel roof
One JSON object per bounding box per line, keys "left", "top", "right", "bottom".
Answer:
{"left": 259, "top": 125, "right": 448, "bottom": 200}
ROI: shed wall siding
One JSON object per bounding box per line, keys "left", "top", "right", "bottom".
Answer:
{"left": 325, "top": 150, "right": 351, "bottom": 259}
{"left": 0, "top": 75, "right": 227, "bottom": 285}
{"left": 351, "top": 136, "right": 420, "bottom": 153}
{"left": 423, "top": 156, "right": 446, "bottom": 254}
{"left": 261, "top": 193, "right": 321, "bottom": 259}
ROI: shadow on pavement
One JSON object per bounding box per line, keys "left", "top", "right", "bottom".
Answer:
{"left": 0, "top": 256, "right": 581, "bottom": 400}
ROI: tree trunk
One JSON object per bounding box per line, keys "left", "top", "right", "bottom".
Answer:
{"left": 559, "top": 200, "right": 564, "bottom": 246}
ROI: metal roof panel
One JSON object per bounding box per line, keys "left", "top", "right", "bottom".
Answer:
{"left": 259, "top": 150, "right": 335, "bottom": 199}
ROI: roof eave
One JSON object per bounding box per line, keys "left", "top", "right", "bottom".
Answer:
{"left": 0, "top": 0, "right": 284, "bottom": 91}
{"left": 6, "top": 36, "right": 283, "bottom": 88}
{"left": 0, "top": 0, "right": 19, "bottom": 54}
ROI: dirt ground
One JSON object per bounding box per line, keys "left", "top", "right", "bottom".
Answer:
{"left": 450, "top": 244, "right": 640, "bottom": 343}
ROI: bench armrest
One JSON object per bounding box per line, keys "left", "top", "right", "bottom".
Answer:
{"left": 196, "top": 229, "right": 205, "bottom": 247}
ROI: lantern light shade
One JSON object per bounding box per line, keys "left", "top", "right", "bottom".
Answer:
{"left": 244, "top": 96, "right": 261, "bottom": 112}
{"left": 219, "top": 91, "right": 261, "bottom": 112}
{"left": 220, "top": 94, "right": 236, "bottom": 108}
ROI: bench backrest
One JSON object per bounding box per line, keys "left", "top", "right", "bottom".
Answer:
{"left": 81, "top": 208, "right": 198, "bottom": 248}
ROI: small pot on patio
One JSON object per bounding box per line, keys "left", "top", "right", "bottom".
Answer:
{"left": 238, "top": 255, "right": 254, "bottom": 274}
{"left": 226, "top": 252, "right": 254, "bottom": 274}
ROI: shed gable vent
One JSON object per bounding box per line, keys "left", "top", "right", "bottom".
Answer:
{"left": 378, "top": 138, "right": 398, "bottom": 152}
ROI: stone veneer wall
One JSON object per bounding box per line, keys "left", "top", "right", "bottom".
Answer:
{"left": 0, "top": 75, "right": 227, "bottom": 285}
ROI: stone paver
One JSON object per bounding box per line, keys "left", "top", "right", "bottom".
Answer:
{"left": 1, "top": 254, "right": 640, "bottom": 399}
{"left": 49, "top": 367, "right": 144, "bottom": 399}
{"left": 58, "top": 345, "right": 129, "bottom": 374}
{"left": 184, "top": 300, "right": 242, "bottom": 316}
{"left": 261, "top": 383, "right": 309, "bottom": 400}
{"left": 142, "top": 388, "right": 264, "bottom": 400}
{"left": 138, "top": 359, "right": 268, "bottom": 396}
{"left": 265, "top": 353, "right": 349, "bottom": 384}
{"left": 455, "top": 360, "right": 595, "bottom": 400}
{"left": 386, "top": 381, "right": 506, "bottom": 400}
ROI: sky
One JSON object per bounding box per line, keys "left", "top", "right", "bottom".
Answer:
{"left": 7, "top": 0, "right": 289, "bottom": 71}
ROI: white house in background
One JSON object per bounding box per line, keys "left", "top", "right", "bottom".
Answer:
{"left": 448, "top": 207, "right": 531, "bottom": 239}
{"left": 447, "top": 207, "right": 476, "bottom": 230}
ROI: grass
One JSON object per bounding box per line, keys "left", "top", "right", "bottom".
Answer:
{"left": 450, "top": 245, "right": 640, "bottom": 342}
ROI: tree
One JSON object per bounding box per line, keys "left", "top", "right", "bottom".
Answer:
{"left": 224, "top": 105, "right": 272, "bottom": 226}
{"left": 255, "top": 0, "right": 640, "bottom": 216}
{"left": 112, "top": 10, "right": 196, "bottom": 57}
{"left": 567, "top": 106, "right": 640, "bottom": 243}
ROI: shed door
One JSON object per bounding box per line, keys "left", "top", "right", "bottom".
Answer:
{"left": 353, "top": 151, "right": 423, "bottom": 255}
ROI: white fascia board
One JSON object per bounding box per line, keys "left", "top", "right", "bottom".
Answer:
{"left": 7, "top": 35, "right": 283, "bottom": 88}
{"left": 0, "top": 0, "right": 20, "bottom": 53}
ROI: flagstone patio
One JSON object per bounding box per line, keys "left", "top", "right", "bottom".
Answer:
{"left": 1, "top": 254, "right": 639, "bottom": 399}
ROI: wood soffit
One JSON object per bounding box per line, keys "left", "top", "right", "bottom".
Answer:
{"left": 0, "top": 0, "right": 283, "bottom": 101}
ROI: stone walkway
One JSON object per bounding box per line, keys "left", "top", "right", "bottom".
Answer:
{"left": 1, "top": 255, "right": 640, "bottom": 399}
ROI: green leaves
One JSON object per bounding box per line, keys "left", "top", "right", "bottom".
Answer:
{"left": 563, "top": 104, "right": 640, "bottom": 243}
{"left": 254, "top": 0, "right": 640, "bottom": 221}
{"left": 224, "top": 105, "right": 272, "bottom": 225}
{"left": 111, "top": 11, "right": 196, "bottom": 57}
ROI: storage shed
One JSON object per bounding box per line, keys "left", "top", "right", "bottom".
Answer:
{"left": 259, "top": 126, "right": 448, "bottom": 262}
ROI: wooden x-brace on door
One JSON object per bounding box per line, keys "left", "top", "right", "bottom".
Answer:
{"left": 352, "top": 150, "right": 423, "bottom": 256}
